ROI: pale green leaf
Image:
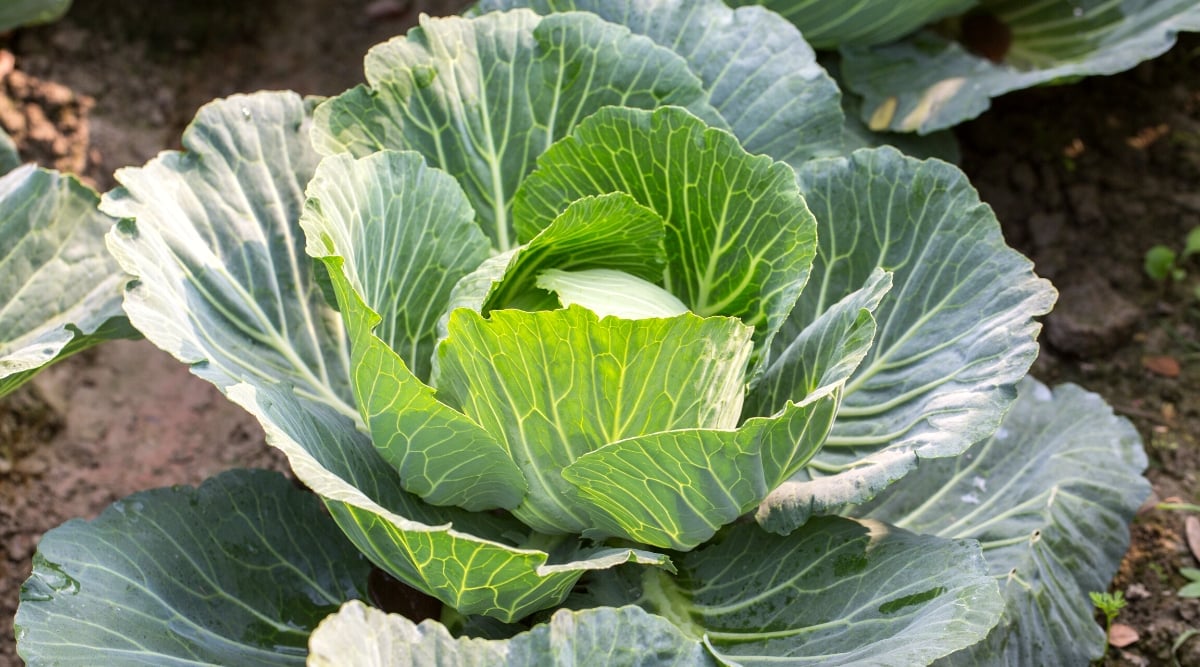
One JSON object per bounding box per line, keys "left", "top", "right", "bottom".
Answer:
{"left": 436, "top": 305, "right": 753, "bottom": 535}
{"left": 102, "top": 92, "right": 355, "bottom": 420}
{"left": 15, "top": 469, "right": 370, "bottom": 666}
{"left": 0, "top": 0, "right": 71, "bottom": 31}
{"left": 514, "top": 105, "right": 817, "bottom": 359}
{"left": 726, "top": 0, "right": 974, "bottom": 49}
{"left": 1, "top": 165, "right": 133, "bottom": 397}
{"left": 537, "top": 269, "right": 688, "bottom": 320}
{"left": 843, "top": 0, "right": 1200, "bottom": 133}
{"left": 227, "top": 382, "right": 670, "bottom": 623}
{"left": 308, "top": 601, "right": 712, "bottom": 667}
{"left": 483, "top": 192, "right": 669, "bottom": 313}
{"left": 312, "top": 10, "right": 721, "bottom": 251}
{"left": 759, "top": 147, "right": 1056, "bottom": 531}
{"left": 301, "top": 150, "right": 525, "bottom": 511}
{"left": 860, "top": 379, "right": 1151, "bottom": 665}
{"left": 564, "top": 397, "right": 838, "bottom": 550}
{"left": 476, "top": 0, "right": 845, "bottom": 165}
{"left": 593, "top": 518, "right": 1003, "bottom": 666}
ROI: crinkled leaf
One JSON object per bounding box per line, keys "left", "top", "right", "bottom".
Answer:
{"left": 312, "top": 10, "right": 721, "bottom": 251}
{"left": 745, "top": 267, "right": 890, "bottom": 417}
{"left": 1, "top": 165, "right": 133, "bottom": 397}
{"left": 0, "top": 0, "right": 71, "bottom": 31}
{"left": 564, "top": 397, "right": 837, "bottom": 550}
{"left": 591, "top": 517, "right": 1002, "bottom": 666}
{"left": 301, "top": 150, "right": 524, "bottom": 511}
{"left": 227, "top": 382, "right": 670, "bottom": 623}
{"left": 309, "top": 601, "right": 711, "bottom": 667}
{"left": 726, "top": 0, "right": 974, "bottom": 49}
{"left": 483, "top": 193, "right": 668, "bottom": 313}
{"left": 860, "top": 379, "right": 1151, "bottom": 665}
{"left": 103, "top": 92, "right": 355, "bottom": 419}
{"left": 476, "top": 0, "right": 844, "bottom": 166}
{"left": 515, "top": 105, "right": 817, "bottom": 360}
{"left": 437, "top": 305, "right": 753, "bottom": 535}
{"left": 844, "top": 0, "right": 1200, "bottom": 133}
{"left": 15, "top": 469, "right": 371, "bottom": 666}
{"left": 759, "top": 147, "right": 1055, "bottom": 532}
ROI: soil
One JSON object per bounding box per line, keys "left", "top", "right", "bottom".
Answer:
{"left": 0, "top": 2, "right": 1196, "bottom": 666}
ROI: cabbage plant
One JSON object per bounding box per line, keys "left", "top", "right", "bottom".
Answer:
{"left": 733, "top": 0, "right": 1200, "bottom": 133}
{"left": 15, "top": 8, "right": 1148, "bottom": 666}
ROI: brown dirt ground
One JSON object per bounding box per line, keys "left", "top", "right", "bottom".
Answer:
{"left": 0, "top": 2, "right": 1197, "bottom": 665}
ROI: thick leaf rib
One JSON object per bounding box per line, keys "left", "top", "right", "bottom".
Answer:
{"left": 437, "top": 305, "right": 753, "bottom": 535}
{"left": 15, "top": 469, "right": 371, "bottom": 666}
{"left": 301, "top": 150, "right": 526, "bottom": 511}
{"left": 1, "top": 166, "right": 132, "bottom": 397}
{"left": 102, "top": 92, "right": 354, "bottom": 418}
{"left": 477, "top": 0, "right": 845, "bottom": 165}
{"left": 862, "top": 379, "right": 1151, "bottom": 665}
{"left": 312, "top": 10, "right": 720, "bottom": 251}
{"left": 228, "top": 382, "right": 670, "bottom": 623}
{"left": 514, "top": 105, "right": 818, "bottom": 360}
{"left": 760, "top": 147, "right": 1056, "bottom": 529}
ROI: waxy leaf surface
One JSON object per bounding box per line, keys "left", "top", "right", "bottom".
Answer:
{"left": 759, "top": 147, "right": 1056, "bottom": 531}
{"left": 1, "top": 165, "right": 132, "bottom": 397}
{"left": 862, "top": 379, "right": 1151, "bottom": 665}
{"left": 313, "top": 10, "right": 720, "bottom": 251}
{"left": 16, "top": 469, "right": 371, "bottom": 666}
{"left": 477, "top": 0, "right": 844, "bottom": 165}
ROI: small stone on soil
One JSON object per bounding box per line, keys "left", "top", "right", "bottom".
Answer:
{"left": 1045, "top": 271, "right": 1142, "bottom": 358}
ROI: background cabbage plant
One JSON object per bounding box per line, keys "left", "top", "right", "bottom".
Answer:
{"left": 14, "top": 6, "right": 1148, "bottom": 666}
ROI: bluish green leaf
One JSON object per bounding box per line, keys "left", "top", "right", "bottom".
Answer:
{"left": 726, "top": 0, "right": 974, "bottom": 49}
{"left": 312, "top": 10, "right": 721, "bottom": 251}
{"left": 1, "top": 165, "right": 134, "bottom": 397}
{"left": 0, "top": 0, "right": 71, "bottom": 31}
{"left": 758, "top": 147, "right": 1056, "bottom": 532}
{"left": 860, "top": 379, "right": 1151, "bottom": 665}
{"left": 103, "top": 92, "right": 355, "bottom": 420}
{"left": 301, "top": 150, "right": 525, "bottom": 511}
{"left": 476, "top": 0, "right": 845, "bottom": 165}
{"left": 843, "top": 0, "right": 1200, "bottom": 133}
{"left": 592, "top": 518, "right": 1003, "bottom": 666}
{"left": 308, "top": 602, "right": 713, "bottom": 667}
{"left": 436, "top": 305, "right": 753, "bottom": 535}
{"left": 227, "top": 382, "right": 670, "bottom": 623}
{"left": 515, "top": 105, "right": 817, "bottom": 360}
{"left": 15, "top": 469, "right": 371, "bottom": 666}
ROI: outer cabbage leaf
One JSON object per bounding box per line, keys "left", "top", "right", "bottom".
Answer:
{"left": 843, "top": 0, "right": 1200, "bottom": 133}
{"left": 309, "top": 602, "right": 712, "bottom": 667}
{"left": 589, "top": 517, "right": 1003, "bottom": 666}
{"left": 758, "top": 147, "right": 1056, "bottom": 532}
{"left": 515, "top": 105, "right": 817, "bottom": 362}
{"left": 725, "top": 0, "right": 975, "bottom": 49}
{"left": 860, "top": 379, "right": 1151, "bottom": 665}
{"left": 0, "top": 0, "right": 71, "bottom": 31}
{"left": 15, "top": 469, "right": 371, "bottom": 666}
{"left": 301, "top": 150, "right": 525, "bottom": 511}
{"left": 227, "top": 382, "right": 671, "bottom": 624}
{"left": 437, "top": 305, "right": 753, "bottom": 536}
{"left": 312, "top": 10, "right": 722, "bottom": 251}
{"left": 476, "top": 0, "right": 844, "bottom": 166}
{"left": 103, "top": 92, "right": 355, "bottom": 420}
{"left": 1, "top": 165, "right": 134, "bottom": 397}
